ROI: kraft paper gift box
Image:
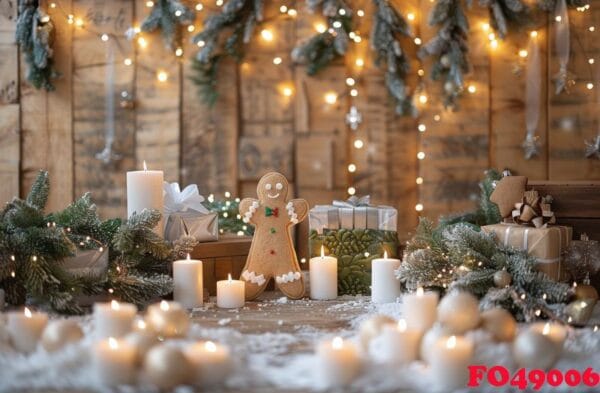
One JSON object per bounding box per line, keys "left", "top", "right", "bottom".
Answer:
{"left": 481, "top": 223, "right": 572, "bottom": 281}
{"left": 308, "top": 196, "right": 399, "bottom": 295}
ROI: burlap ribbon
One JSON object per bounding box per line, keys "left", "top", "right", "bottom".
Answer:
{"left": 511, "top": 190, "right": 556, "bottom": 228}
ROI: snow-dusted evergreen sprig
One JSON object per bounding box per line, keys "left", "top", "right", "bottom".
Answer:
{"left": 141, "top": 0, "right": 195, "bottom": 50}
{"left": 536, "top": 0, "right": 587, "bottom": 11}
{"left": 192, "top": 0, "right": 264, "bottom": 104}
{"left": 478, "top": 0, "right": 531, "bottom": 38}
{"left": 371, "top": 0, "right": 416, "bottom": 116}
{"left": 15, "top": 0, "right": 59, "bottom": 91}
{"left": 291, "top": 0, "right": 352, "bottom": 75}
{"left": 418, "top": 0, "right": 469, "bottom": 109}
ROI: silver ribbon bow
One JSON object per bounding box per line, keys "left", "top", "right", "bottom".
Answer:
{"left": 163, "top": 182, "right": 209, "bottom": 215}
{"left": 332, "top": 195, "right": 371, "bottom": 208}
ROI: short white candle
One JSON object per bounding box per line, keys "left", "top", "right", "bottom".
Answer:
{"left": 146, "top": 300, "right": 190, "bottom": 338}
{"left": 371, "top": 251, "right": 401, "bottom": 303}
{"left": 309, "top": 246, "right": 338, "bottom": 300}
{"left": 217, "top": 274, "right": 245, "bottom": 308}
{"left": 430, "top": 335, "right": 474, "bottom": 390}
{"left": 316, "top": 337, "right": 361, "bottom": 387}
{"left": 93, "top": 337, "right": 136, "bottom": 386}
{"left": 185, "top": 341, "right": 232, "bottom": 386}
{"left": 7, "top": 307, "right": 48, "bottom": 353}
{"left": 94, "top": 300, "right": 137, "bottom": 338}
{"left": 369, "top": 319, "right": 422, "bottom": 365}
{"left": 403, "top": 287, "right": 439, "bottom": 331}
{"left": 126, "top": 160, "right": 164, "bottom": 233}
{"left": 173, "top": 254, "right": 204, "bottom": 308}
{"left": 530, "top": 322, "right": 567, "bottom": 350}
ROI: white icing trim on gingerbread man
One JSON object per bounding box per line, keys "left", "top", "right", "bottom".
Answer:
{"left": 242, "top": 201, "right": 260, "bottom": 224}
{"left": 286, "top": 201, "right": 298, "bottom": 224}
{"left": 242, "top": 270, "right": 266, "bottom": 286}
{"left": 275, "top": 271, "right": 301, "bottom": 284}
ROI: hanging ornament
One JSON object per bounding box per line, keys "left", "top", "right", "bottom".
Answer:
{"left": 553, "top": 0, "right": 573, "bottom": 94}
{"left": 564, "top": 234, "right": 600, "bottom": 282}
{"left": 563, "top": 299, "right": 594, "bottom": 326}
{"left": 345, "top": 106, "right": 362, "bottom": 130}
{"left": 523, "top": 32, "right": 541, "bottom": 160}
{"left": 493, "top": 270, "right": 512, "bottom": 288}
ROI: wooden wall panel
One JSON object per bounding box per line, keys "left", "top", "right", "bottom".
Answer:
{"left": 0, "top": 0, "right": 19, "bottom": 204}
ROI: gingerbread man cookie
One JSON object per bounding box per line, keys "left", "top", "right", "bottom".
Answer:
{"left": 239, "top": 172, "right": 309, "bottom": 300}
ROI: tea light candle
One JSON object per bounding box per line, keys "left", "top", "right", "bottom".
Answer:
{"left": 7, "top": 307, "right": 48, "bottom": 353}
{"left": 94, "top": 300, "right": 137, "bottom": 338}
{"left": 146, "top": 300, "right": 190, "bottom": 338}
{"left": 430, "top": 335, "right": 474, "bottom": 390}
{"left": 185, "top": 341, "right": 232, "bottom": 386}
{"left": 403, "top": 287, "right": 439, "bottom": 331}
{"left": 173, "top": 254, "right": 204, "bottom": 308}
{"left": 371, "top": 251, "right": 401, "bottom": 303}
{"left": 217, "top": 274, "right": 245, "bottom": 308}
{"left": 309, "top": 246, "right": 338, "bottom": 300}
{"left": 93, "top": 337, "right": 136, "bottom": 385}
{"left": 369, "top": 319, "right": 422, "bottom": 365}
{"left": 316, "top": 337, "right": 361, "bottom": 387}
{"left": 126, "top": 160, "right": 164, "bottom": 232}
{"left": 530, "top": 322, "right": 567, "bottom": 350}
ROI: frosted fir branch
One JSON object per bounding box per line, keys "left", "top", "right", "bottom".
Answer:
{"left": 478, "top": 0, "right": 531, "bottom": 39}
{"left": 141, "top": 0, "right": 195, "bottom": 50}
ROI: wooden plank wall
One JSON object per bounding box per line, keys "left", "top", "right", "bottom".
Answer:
{"left": 3, "top": 0, "right": 600, "bottom": 243}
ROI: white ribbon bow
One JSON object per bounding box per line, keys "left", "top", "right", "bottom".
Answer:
{"left": 163, "top": 182, "right": 209, "bottom": 214}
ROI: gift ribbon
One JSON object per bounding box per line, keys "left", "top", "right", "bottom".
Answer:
{"left": 163, "top": 182, "right": 209, "bottom": 214}
{"left": 265, "top": 206, "right": 279, "bottom": 217}
{"left": 332, "top": 195, "right": 371, "bottom": 208}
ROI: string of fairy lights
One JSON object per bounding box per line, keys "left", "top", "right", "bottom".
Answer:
{"left": 40, "top": 0, "right": 596, "bottom": 218}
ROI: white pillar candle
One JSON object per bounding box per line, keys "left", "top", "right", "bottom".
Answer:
{"left": 126, "top": 161, "right": 164, "bottom": 233}
{"left": 7, "top": 307, "right": 48, "bottom": 353}
{"left": 185, "top": 341, "right": 232, "bottom": 386}
{"left": 402, "top": 287, "right": 439, "bottom": 331}
{"left": 309, "top": 246, "right": 338, "bottom": 300}
{"left": 146, "top": 300, "right": 190, "bottom": 338}
{"left": 530, "top": 322, "right": 567, "bottom": 350}
{"left": 316, "top": 337, "right": 361, "bottom": 387}
{"left": 173, "top": 254, "right": 203, "bottom": 309}
{"left": 371, "top": 251, "right": 401, "bottom": 303}
{"left": 217, "top": 274, "right": 245, "bottom": 308}
{"left": 368, "top": 319, "right": 422, "bottom": 365}
{"left": 430, "top": 335, "right": 474, "bottom": 390}
{"left": 93, "top": 337, "right": 136, "bottom": 386}
{"left": 94, "top": 300, "right": 137, "bottom": 338}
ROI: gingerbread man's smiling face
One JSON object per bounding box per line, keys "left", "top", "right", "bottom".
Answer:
{"left": 257, "top": 172, "right": 288, "bottom": 203}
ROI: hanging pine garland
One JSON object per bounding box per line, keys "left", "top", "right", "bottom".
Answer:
{"left": 480, "top": 0, "right": 531, "bottom": 38}
{"left": 141, "top": 0, "right": 195, "bottom": 50}
{"left": 15, "top": 0, "right": 59, "bottom": 91}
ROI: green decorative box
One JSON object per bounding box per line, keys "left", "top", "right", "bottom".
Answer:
{"left": 308, "top": 197, "right": 399, "bottom": 295}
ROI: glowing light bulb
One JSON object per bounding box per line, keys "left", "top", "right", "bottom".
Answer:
{"left": 260, "top": 29, "right": 274, "bottom": 41}
{"left": 224, "top": 191, "right": 231, "bottom": 198}
{"left": 416, "top": 177, "right": 423, "bottom": 185}
{"left": 407, "top": 13, "right": 415, "bottom": 21}
{"left": 137, "top": 320, "right": 146, "bottom": 330}
{"left": 111, "top": 300, "right": 120, "bottom": 310}
{"left": 446, "top": 335, "right": 457, "bottom": 349}
{"left": 350, "top": 89, "right": 358, "bottom": 97}
{"left": 530, "top": 31, "right": 538, "bottom": 38}
{"left": 347, "top": 186, "right": 356, "bottom": 195}
{"left": 419, "top": 94, "right": 428, "bottom": 104}
{"left": 146, "top": 0, "right": 154, "bottom": 7}
{"left": 417, "top": 69, "right": 425, "bottom": 76}
{"left": 414, "top": 37, "right": 422, "bottom": 45}
{"left": 216, "top": 0, "right": 223, "bottom": 6}
{"left": 280, "top": 5, "right": 288, "bottom": 13}
{"left": 354, "top": 139, "right": 364, "bottom": 149}
{"left": 40, "top": 15, "right": 50, "bottom": 23}
{"left": 519, "top": 49, "right": 528, "bottom": 58}
{"left": 346, "top": 77, "right": 355, "bottom": 86}
{"left": 357, "top": 9, "right": 365, "bottom": 17}
{"left": 50, "top": 3, "right": 56, "bottom": 8}
{"left": 273, "top": 57, "right": 282, "bottom": 65}
{"left": 75, "top": 18, "right": 84, "bottom": 27}
{"left": 418, "top": 124, "right": 426, "bottom": 132}
{"left": 157, "top": 70, "right": 168, "bottom": 82}
{"left": 67, "top": 14, "right": 74, "bottom": 24}
{"left": 481, "top": 23, "right": 490, "bottom": 32}
{"left": 196, "top": 3, "right": 203, "bottom": 11}
{"left": 417, "top": 151, "right": 425, "bottom": 160}
{"left": 348, "top": 164, "right": 356, "bottom": 172}
{"left": 187, "top": 24, "right": 195, "bottom": 32}
{"left": 590, "top": 26, "right": 596, "bottom": 32}
{"left": 197, "top": 40, "right": 205, "bottom": 47}
{"left": 333, "top": 21, "right": 342, "bottom": 29}
{"left": 175, "top": 47, "right": 183, "bottom": 57}
{"left": 434, "top": 114, "right": 441, "bottom": 121}
{"left": 281, "top": 86, "right": 293, "bottom": 97}
{"left": 555, "top": 15, "right": 562, "bottom": 22}
{"left": 488, "top": 32, "right": 495, "bottom": 41}
{"left": 324, "top": 92, "right": 337, "bottom": 104}
{"left": 160, "top": 300, "right": 169, "bottom": 311}
{"left": 175, "top": 9, "right": 182, "bottom": 17}
{"left": 137, "top": 36, "right": 148, "bottom": 48}
{"left": 287, "top": 8, "right": 297, "bottom": 16}
{"left": 315, "top": 23, "right": 327, "bottom": 33}
{"left": 467, "top": 84, "right": 476, "bottom": 94}
{"left": 355, "top": 58, "right": 364, "bottom": 67}
{"left": 205, "top": 341, "right": 217, "bottom": 352}
{"left": 415, "top": 203, "right": 424, "bottom": 211}
{"left": 589, "top": 58, "right": 595, "bottom": 64}
{"left": 490, "top": 39, "right": 498, "bottom": 49}
{"left": 332, "top": 337, "right": 344, "bottom": 349}
{"left": 587, "top": 83, "right": 594, "bottom": 90}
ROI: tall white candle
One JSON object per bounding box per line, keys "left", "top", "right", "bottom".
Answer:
{"left": 7, "top": 307, "right": 48, "bottom": 353}
{"left": 93, "top": 337, "right": 136, "bottom": 385}
{"left": 217, "top": 274, "right": 245, "bottom": 308}
{"left": 369, "top": 319, "right": 422, "bottom": 365}
{"left": 173, "top": 254, "right": 203, "bottom": 308}
{"left": 402, "top": 287, "right": 439, "bottom": 331}
{"left": 430, "top": 335, "right": 474, "bottom": 390}
{"left": 371, "top": 251, "right": 401, "bottom": 303}
{"left": 309, "top": 246, "right": 338, "bottom": 300}
{"left": 94, "top": 300, "right": 137, "bottom": 338}
{"left": 185, "top": 341, "right": 232, "bottom": 386}
{"left": 316, "top": 337, "right": 361, "bottom": 387}
{"left": 126, "top": 161, "right": 164, "bottom": 232}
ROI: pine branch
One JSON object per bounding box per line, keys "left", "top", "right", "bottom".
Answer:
{"left": 25, "top": 170, "right": 50, "bottom": 210}
{"left": 478, "top": 0, "right": 531, "bottom": 39}
{"left": 141, "top": 0, "right": 195, "bottom": 50}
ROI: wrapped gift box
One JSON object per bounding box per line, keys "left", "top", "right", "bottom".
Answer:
{"left": 482, "top": 223, "right": 572, "bottom": 281}
{"left": 308, "top": 197, "right": 399, "bottom": 295}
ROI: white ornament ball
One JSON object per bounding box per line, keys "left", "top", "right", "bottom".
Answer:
{"left": 420, "top": 323, "right": 452, "bottom": 362}
{"left": 513, "top": 330, "right": 560, "bottom": 369}
{"left": 125, "top": 332, "right": 159, "bottom": 365}
{"left": 359, "top": 314, "right": 396, "bottom": 350}
{"left": 144, "top": 345, "right": 192, "bottom": 389}
{"left": 437, "top": 291, "right": 480, "bottom": 334}
{"left": 41, "top": 320, "right": 84, "bottom": 352}
{"left": 480, "top": 308, "right": 517, "bottom": 342}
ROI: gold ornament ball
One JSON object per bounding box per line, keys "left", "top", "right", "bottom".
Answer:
{"left": 564, "top": 300, "right": 595, "bottom": 326}
{"left": 493, "top": 270, "right": 512, "bottom": 288}
{"left": 125, "top": 332, "right": 159, "bottom": 365}
{"left": 437, "top": 291, "right": 480, "bottom": 334}
{"left": 513, "top": 330, "right": 560, "bottom": 369}
{"left": 573, "top": 284, "right": 599, "bottom": 303}
{"left": 359, "top": 314, "right": 396, "bottom": 350}
{"left": 41, "top": 320, "right": 84, "bottom": 352}
{"left": 144, "top": 345, "right": 192, "bottom": 389}
{"left": 480, "top": 308, "right": 517, "bottom": 342}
